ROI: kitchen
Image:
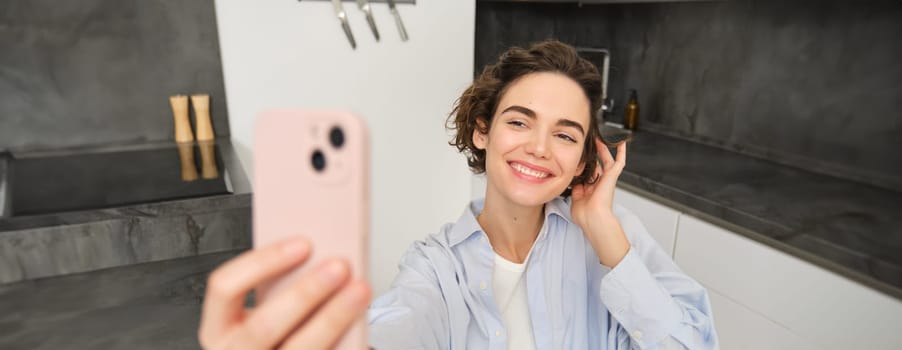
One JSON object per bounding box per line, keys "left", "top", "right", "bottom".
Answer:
{"left": 1, "top": 0, "right": 900, "bottom": 349}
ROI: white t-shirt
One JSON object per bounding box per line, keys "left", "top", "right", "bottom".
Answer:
{"left": 492, "top": 251, "right": 538, "bottom": 350}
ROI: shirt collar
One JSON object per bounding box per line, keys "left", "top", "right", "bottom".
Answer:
{"left": 447, "top": 196, "right": 573, "bottom": 247}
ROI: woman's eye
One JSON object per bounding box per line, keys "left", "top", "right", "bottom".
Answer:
{"left": 557, "top": 134, "right": 577, "bottom": 143}
{"left": 507, "top": 121, "right": 526, "bottom": 128}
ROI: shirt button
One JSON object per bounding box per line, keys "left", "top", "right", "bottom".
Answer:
{"left": 479, "top": 281, "right": 487, "bottom": 290}
{"left": 630, "top": 330, "right": 643, "bottom": 341}
{"left": 495, "top": 330, "right": 502, "bottom": 337}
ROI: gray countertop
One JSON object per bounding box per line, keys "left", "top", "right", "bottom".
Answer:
{"left": 617, "top": 129, "right": 902, "bottom": 300}
{"left": 0, "top": 139, "right": 253, "bottom": 349}
{"left": 0, "top": 139, "right": 253, "bottom": 284}
{"left": 0, "top": 139, "right": 251, "bottom": 230}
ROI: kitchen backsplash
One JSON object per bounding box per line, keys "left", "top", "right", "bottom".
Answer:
{"left": 476, "top": 0, "right": 902, "bottom": 193}
{"left": 0, "top": 0, "right": 229, "bottom": 152}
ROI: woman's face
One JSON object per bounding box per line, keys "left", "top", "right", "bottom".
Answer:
{"left": 474, "top": 72, "right": 590, "bottom": 208}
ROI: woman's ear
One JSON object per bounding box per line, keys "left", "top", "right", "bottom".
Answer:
{"left": 472, "top": 118, "right": 488, "bottom": 150}
{"left": 576, "top": 160, "right": 586, "bottom": 176}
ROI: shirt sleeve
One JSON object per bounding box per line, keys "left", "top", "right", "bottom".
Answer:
{"left": 597, "top": 205, "right": 719, "bottom": 349}
{"left": 368, "top": 240, "right": 451, "bottom": 350}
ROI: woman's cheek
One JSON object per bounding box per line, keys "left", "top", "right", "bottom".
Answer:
{"left": 557, "top": 146, "right": 584, "bottom": 174}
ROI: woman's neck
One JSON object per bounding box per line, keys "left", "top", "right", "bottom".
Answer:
{"left": 477, "top": 189, "right": 545, "bottom": 264}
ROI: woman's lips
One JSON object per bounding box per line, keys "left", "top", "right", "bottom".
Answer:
{"left": 508, "top": 161, "right": 553, "bottom": 183}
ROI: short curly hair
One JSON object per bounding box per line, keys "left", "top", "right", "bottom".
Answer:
{"left": 447, "top": 40, "right": 612, "bottom": 197}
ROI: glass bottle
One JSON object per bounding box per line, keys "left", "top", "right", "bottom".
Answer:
{"left": 624, "top": 89, "right": 639, "bottom": 130}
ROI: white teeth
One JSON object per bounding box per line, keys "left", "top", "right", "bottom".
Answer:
{"left": 511, "top": 163, "right": 550, "bottom": 179}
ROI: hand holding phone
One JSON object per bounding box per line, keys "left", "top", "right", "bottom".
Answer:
{"left": 198, "top": 237, "right": 371, "bottom": 349}
{"left": 254, "top": 109, "right": 370, "bottom": 348}
{"left": 199, "top": 110, "right": 371, "bottom": 349}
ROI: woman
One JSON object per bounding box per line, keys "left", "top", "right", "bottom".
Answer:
{"left": 198, "top": 41, "right": 717, "bottom": 350}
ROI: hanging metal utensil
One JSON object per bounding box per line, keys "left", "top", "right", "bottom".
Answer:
{"left": 386, "top": 0, "right": 408, "bottom": 41}
{"left": 331, "top": 0, "right": 356, "bottom": 49}
{"left": 357, "top": 0, "right": 380, "bottom": 41}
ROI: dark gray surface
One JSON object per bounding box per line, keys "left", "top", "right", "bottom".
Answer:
{"left": 0, "top": 250, "right": 241, "bottom": 350}
{"left": 0, "top": 193, "right": 251, "bottom": 284}
{"left": 618, "top": 130, "right": 902, "bottom": 300}
{"left": 12, "top": 143, "right": 231, "bottom": 216}
{"left": 476, "top": 0, "right": 902, "bottom": 192}
{"left": 475, "top": 2, "right": 616, "bottom": 75}
{"left": 0, "top": 0, "right": 230, "bottom": 152}
{"left": 0, "top": 139, "right": 251, "bottom": 230}
{"left": 0, "top": 139, "right": 252, "bottom": 284}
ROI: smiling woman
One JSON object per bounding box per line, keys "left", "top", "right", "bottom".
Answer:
{"left": 365, "top": 40, "right": 719, "bottom": 349}
{"left": 448, "top": 41, "right": 615, "bottom": 199}
{"left": 471, "top": 72, "right": 595, "bottom": 208}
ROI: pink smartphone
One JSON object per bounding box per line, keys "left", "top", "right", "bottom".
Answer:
{"left": 253, "top": 109, "right": 369, "bottom": 349}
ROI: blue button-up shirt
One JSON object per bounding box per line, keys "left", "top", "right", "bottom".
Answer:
{"left": 368, "top": 197, "right": 718, "bottom": 349}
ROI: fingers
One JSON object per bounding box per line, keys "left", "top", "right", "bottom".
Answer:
{"left": 280, "top": 280, "right": 373, "bottom": 350}
{"left": 199, "top": 237, "right": 311, "bottom": 348}
{"left": 238, "top": 259, "right": 352, "bottom": 349}
{"left": 594, "top": 137, "right": 627, "bottom": 172}
{"left": 571, "top": 184, "right": 586, "bottom": 200}
{"left": 615, "top": 141, "right": 627, "bottom": 168}
{"left": 595, "top": 138, "right": 615, "bottom": 168}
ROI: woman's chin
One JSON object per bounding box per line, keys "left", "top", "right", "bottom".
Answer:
{"left": 504, "top": 186, "right": 563, "bottom": 208}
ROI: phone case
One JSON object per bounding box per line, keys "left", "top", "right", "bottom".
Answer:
{"left": 254, "top": 109, "right": 369, "bottom": 349}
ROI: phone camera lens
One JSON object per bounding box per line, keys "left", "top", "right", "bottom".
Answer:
{"left": 329, "top": 126, "right": 345, "bottom": 149}
{"left": 311, "top": 149, "right": 326, "bottom": 172}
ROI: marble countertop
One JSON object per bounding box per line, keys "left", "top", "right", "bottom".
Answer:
{"left": 0, "top": 139, "right": 253, "bottom": 284}
{"left": 617, "top": 129, "right": 902, "bottom": 300}
{"left": 0, "top": 139, "right": 253, "bottom": 348}
{"left": 0, "top": 139, "right": 251, "bottom": 230}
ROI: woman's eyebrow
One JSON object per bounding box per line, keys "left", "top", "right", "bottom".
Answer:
{"left": 501, "top": 105, "right": 586, "bottom": 136}
{"left": 557, "top": 119, "right": 585, "bottom": 136}
{"left": 501, "top": 105, "right": 537, "bottom": 118}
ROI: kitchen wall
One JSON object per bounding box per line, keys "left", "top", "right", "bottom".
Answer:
{"left": 215, "top": 0, "right": 475, "bottom": 295}
{"left": 476, "top": 0, "right": 902, "bottom": 193}
{"left": 0, "top": 0, "right": 230, "bottom": 152}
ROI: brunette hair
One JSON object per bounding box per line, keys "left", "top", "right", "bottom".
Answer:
{"left": 447, "top": 40, "right": 613, "bottom": 196}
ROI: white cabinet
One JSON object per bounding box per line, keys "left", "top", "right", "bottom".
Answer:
{"left": 675, "top": 214, "right": 902, "bottom": 350}
{"left": 614, "top": 187, "right": 680, "bottom": 256}
{"left": 615, "top": 186, "right": 902, "bottom": 349}
{"left": 707, "top": 286, "right": 818, "bottom": 350}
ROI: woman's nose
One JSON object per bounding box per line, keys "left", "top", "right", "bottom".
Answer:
{"left": 525, "top": 133, "right": 549, "bottom": 159}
